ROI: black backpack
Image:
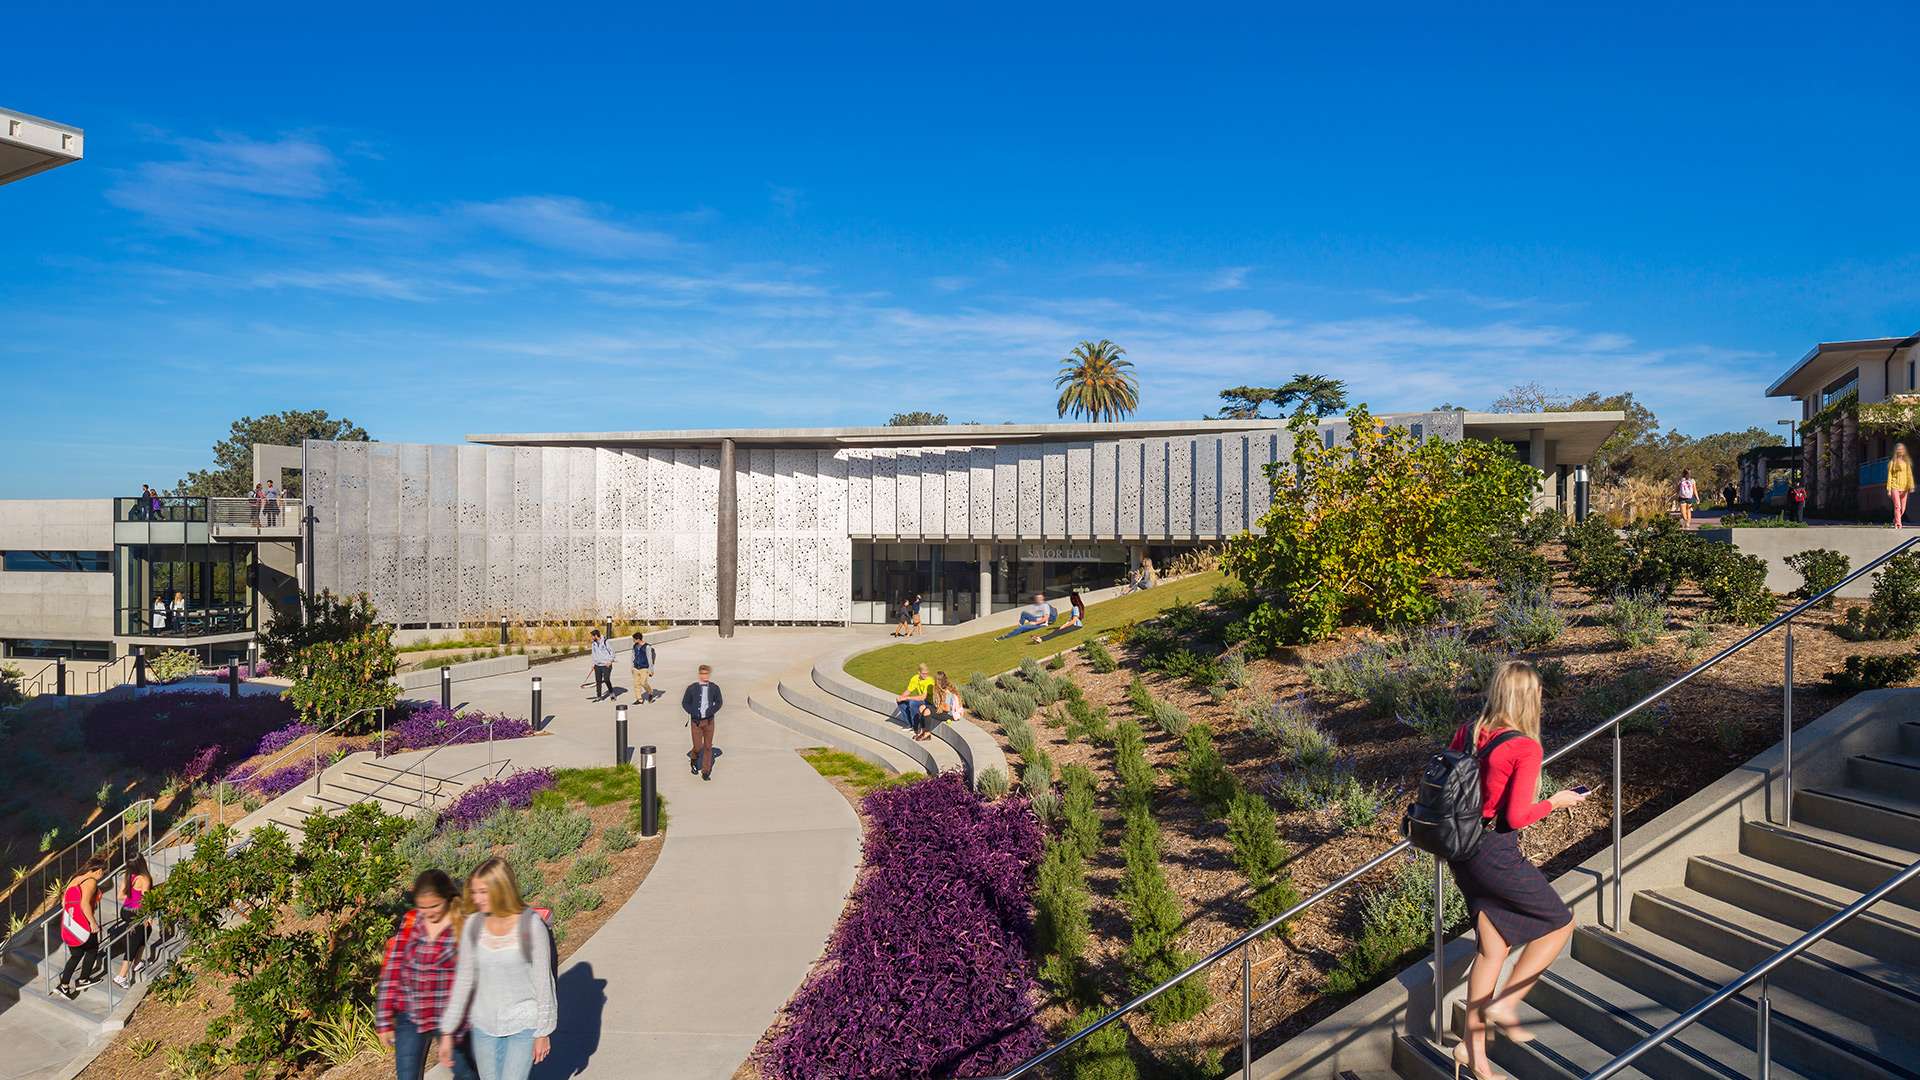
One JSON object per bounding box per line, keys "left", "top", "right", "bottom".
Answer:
{"left": 1403, "top": 729, "right": 1521, "bottom": 862}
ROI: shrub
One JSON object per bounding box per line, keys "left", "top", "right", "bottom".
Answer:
{"left": 759, "top": 775, "right": 1046, "bottom": 1078}
{"left": 1603, "top": 592, "right": 1668, "bottom": 649}
{"left": 564, "top": 853, "right": 612, "bottom": 887}
{"left": 1025, "top": 761, "right": 1060, "bottom": 830}
{"left": 1322, "top": 853, "right": 1466, "bottom": 995}
{"left": 1824, "top": 653, "right": 1920, "bottom": 690}
{"left": 1062, "top": 693, "right": 1114, "bottom": 745}
{"left": 1155, "top": 648, "right": 1223, "bottom": 690}
{"left": 1113, "top": 720, "right": 1156, "bottom": 810}
{"left": 1310, "top": 631, "right": 1485, "bottom": 738}
{"left": 1562, "top": 515, "right": 1630, "bottom": 599}
{"left": 1127, "top": 677, "right": 1190, "bottom": 737}
{"left": 389, "top": 703, "right": 535, "bottom": 752}
{"left": 517, "top": 805, "right": 595, "bottom": 863}
{"left": 1493, "top": 584, "right": 1567, "bottom": 650}
{"left": 600, "top": 824, "right": 636, "bottom": 853}
{"left": 273, "top": 591, "right": 400, "bottom": 732}
{"left": 1245, "top": 695, "right": 1338, "bottom": 768}
{"left": 1227, "top": 789, "right": 1298, "bottom": 934}
{"left": 1579, "top": 667, "right": 1669, "bottom": 736}
{"left": 1080, "top": 637, "right": 1119, "bottom": 674}
{"left": 1119, "top": 805, "right": 1210, "bottom": 1024}
{"left": 1218, "top": 650, "right": 1252, "bottom": 691}
{"left": 148, "top": 648, "right": 202, "bottom": 684}
{"left": 1178, "top": 723, "right": 1238, "bottom": 813}
{"left": 1223, "top": 406, "right": 1538, "bottom": 647}
{"left": 976, "top": 766, "right": 1010, "bottom": 800}
{"left": 1446, "top": 585, "right": 1492, "bottom": 625}
{"left": 1786, "top": 548, "right": 1850, "bottom": 608}
{"left": 1845, "top": 552, "right": 1920, "bottom": 640}
{"left": 1060, "top": 764, "right": 1101, "bottom": 860}
{"left": 1059, "top": 1009, "right": 1136, "bottom": 1080}
{"left": 438, "top": 768, "right": 556, "bottom": 828}
{"left": 1622, "top": 517, "right": 1708, "bottom": 599}
{"left": 1034, "top": 839, "right": 1090, "bottom": 994}
{"left": 1047, "top": 653, "right": 1066, "bottom": 671}
{"left": 85, "top": 692, "right": 295, "bottom": 778}
{"left": 1695, "top": 546, "right": 1776, "bottom": 625}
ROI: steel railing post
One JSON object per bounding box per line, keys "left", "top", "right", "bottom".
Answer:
{"left": 488, "top": 716, "right": 496, "bottom": 766}
{"left": 1241, "top": 943, "right": 1253, "bottom": 1080}
{"left": 379, "top": 707, "right": 387, "bottom": 758}
{"left": 1784, "top": 620, "right": 1795, "bottom": 827}
{"left": 1612, "top": 720, "right": 1623, "bottom": 930}
{"left": 1757, "top": 976, "right": 1772, "bottom": 1080}
{"left": 1432, "top": 857, "right": 1445, "bottom": 1044}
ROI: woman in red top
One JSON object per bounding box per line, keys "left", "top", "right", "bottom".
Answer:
{"left": 55, "top": 853, "right": 109, "bottom": 998}
{"left": 1446, "top": 661, "right": 1587, "bottom": 1080}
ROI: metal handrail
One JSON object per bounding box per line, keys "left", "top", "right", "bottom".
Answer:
{"left": 216, "top": 706, "right": 383, "bottom": 824}
{"left": 353, "top": 710, "right": 501, "bottom": 814}
{"left": 1585, "top": 854, "right": 1920, "bottom": 1079}
{"left": 2, "top": 800, "right": 156, "bottom": 941}
{"left": 978, "top": 535, "right": 1920, "bottom": 1080}
{"left": 86, "top": 655, "right": 136, "bottom": 695}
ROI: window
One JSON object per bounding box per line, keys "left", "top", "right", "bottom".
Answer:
{"left": 3, "top": 550, "right": 110, "bottom": 572}
{"left": 1820, "top": 370, "right": 1859, "bottom": 408}
{"left": 4, "top": 639, "right": 113, "bottom": 661}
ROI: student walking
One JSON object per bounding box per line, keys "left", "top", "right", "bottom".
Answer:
{"left": 1676, "top": 470, "right": 1698, "bottom": 528}
{"left": 894, "top": 663, "right": 936, "bottom": 739}
{"left": 588, "top": 630, "right": 615, "bottom": 701}
{"left": 682, "top": 664, "right": 723, "bottom": 780}
{"left": 1444, "top": 661, "right": 1589, "bottom": 1080}
{"left": 892, "top": 593, "right": 923, "bottom": 637}
{"left": 1891, "top": 443, "right": 1914, "bottom": 528}
{"left": 378, "top": 870, "right": 480, "bottom": 1080}
{"left": 54, "top": 854, "right": 109, "bottom": 998}
{"left": 630, "top": 632, "right": 658, "bottom": 703}
{"left": 439, "top": 859, "right": 555, "bottom": 1080}
{"left": 111, "top": 856, "right": 153, "bottom": 989}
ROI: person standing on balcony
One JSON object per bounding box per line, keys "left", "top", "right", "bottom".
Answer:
{"left": 151, "top": 593, "right": 169, "bottom": 632}
{"left": 1676, "top": 470, "right": 1698, "bottom": 529}
{"left": 1889, "top": 443, "right": 1914, "bottom": 529}
{"left": 587, "top": 630, "right": 615, "bottom": 701}
{"left": 264, "top": 480, "right": 280, "bottom": 526}
{"left": 54, "top": 853, "right": 109, "bottom": 998}
{"left": 250, "top": 483, "right": 265, "bottom": 526}
{"left": 1445, "top": 661, "right": 1588, "bottom": 1080}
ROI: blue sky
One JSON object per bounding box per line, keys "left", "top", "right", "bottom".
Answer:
{"left": 5, "top": 4, "right": 1918, "bottom": 497}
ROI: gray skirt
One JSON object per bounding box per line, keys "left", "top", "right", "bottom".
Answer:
{"left": 1447, "top": 829, "right": 1572, "bottom": 948}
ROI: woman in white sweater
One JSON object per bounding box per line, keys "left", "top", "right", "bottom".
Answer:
{"left": 438, "top": 858, "right": 557, "bottom": 1080}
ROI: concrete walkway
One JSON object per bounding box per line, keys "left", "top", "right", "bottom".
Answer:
{"left": 448, "top": 627, "right": 865, "bottom": 1080}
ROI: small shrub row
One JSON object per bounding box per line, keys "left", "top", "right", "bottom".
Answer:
{"left": 1079, "top": 637, "right": 1119, "bottom": 674}
{"left": 1119, "top": 804, "right": 1210, "bottom": 1024}
{"left": 1126, "top": 676, "right": 1190, "bottom": 737}
{"left": 438, "top": 768, "right": 557, "bottom": 828}
{"left": 1322, "top": 853, "right": 1466, "bottom": 995}
{"left": 1226, "top": 789, "right": 1300, "bottom": 935}
{"left": 1824, "top": 652, "right": 1920, "bottom": 690}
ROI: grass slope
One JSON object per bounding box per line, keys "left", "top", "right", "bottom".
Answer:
{"left": 844, "top": 570, "right": 1226, "bottom": 692}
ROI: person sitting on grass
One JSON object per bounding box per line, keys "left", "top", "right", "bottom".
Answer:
{"left": 996, "top": 593, "right": 1056, "bottom": 640}
{"left": 1033, "top": 590, "right": 1086, "bottom": 644}
{"left": 893, "top": 663, "right": 936, "bottom": 738}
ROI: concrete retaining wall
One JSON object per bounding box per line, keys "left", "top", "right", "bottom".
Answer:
{"left": 1699, "top": 525, "right": 1911, "bottom": 599}
{"left": 396, "top": 654, "right": 528, "bottom": 690}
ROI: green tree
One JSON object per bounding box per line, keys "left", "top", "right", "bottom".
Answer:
{"left": 1214, "top": 374, "right": 1350, "bottom": 421}
{"left": 886, "top": 411, "right": 949, "bottom": 426}
{"left": 1056, "top": 340, "right": 1140, "bottom": 422}
{"left": 1223, "top": 406, "right": 1537, "bottom": 647}
{"left": 178, "top": 409, "right": 370, "bottom": 497}
{"left": 265, "top": 591, "right": 399, "bottom": 731}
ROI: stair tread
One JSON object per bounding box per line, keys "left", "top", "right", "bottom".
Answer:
{"left": 777, "top": 680, "right": 962, "bottom": 772}
{"left": 1483, "top": 999, "right": 1653, "bottom": 1079}
{"left": 1804, "top": 783, "right": 1920, "bottom": 820}
{"left": 1643, "top": 886, "right": 1920, "bottom": 1000}
{"left": 1748, "top": 818, "right": 1919, "bottom": 869}
{"left": 1692, "top": 849, "right": 1920, "bottom": 933}
{"left": 1578, "top": 925, "right": 1920, "bottom": 1075}
{"left": 745, "top": 693, "right": 925, "bottom": 776}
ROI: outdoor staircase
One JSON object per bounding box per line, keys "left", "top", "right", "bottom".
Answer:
{"left": 1387, "top": 719, "right": 1920, "bottom": 1080}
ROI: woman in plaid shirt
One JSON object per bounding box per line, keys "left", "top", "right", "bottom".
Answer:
{"left": 376, "top": 870, "right": 480, "bottom": 1080}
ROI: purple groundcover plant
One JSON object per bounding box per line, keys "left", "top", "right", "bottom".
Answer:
{"left": 760, "top": 773, "right": 1047, "bottom": 1079}
{"left": 438, "top": 768, "right": 555, "bottom": 829}
{"left": 256, "top": 722, "right": 318, "bottom": 756}
{"left": 85, "top": 692, "right": 296, "bottom": 778}
{"left": 389, "top": 702, "right": 534, "bottom": 753}
{"left": 247, "top": 758, "right": 322, "bottom": 799}
{"left": 180, "top": 745, "right": 222, "bottom": 784}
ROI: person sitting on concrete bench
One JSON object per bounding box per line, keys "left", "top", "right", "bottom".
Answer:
{"left": 997, "top": 594, "right": 1056, "bottom": 640}
{"left": 893, "top": 664, "right": 936, "bottom": 736}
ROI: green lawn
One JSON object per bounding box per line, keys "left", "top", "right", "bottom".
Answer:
{"left": 844, "top": 569, "right": 1227, "bottom": 692}
{"left": 801, "top": 748, "right": 922, "bottom": 796}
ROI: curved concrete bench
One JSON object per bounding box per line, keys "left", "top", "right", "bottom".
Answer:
{"left": 777, "top": 677, "right": 959, "bottom": 777}
{"left": 745, "top": 692, "right": 922, "bottom": 777}
{"left": 816, "top": 640, "right": 1011, "bottom": 791}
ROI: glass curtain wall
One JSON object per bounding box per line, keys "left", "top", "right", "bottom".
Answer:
{"left": 850, "top": 542, "right": 982, "bottom": 626}
{"left": 115, "top": 544, "right": 256, "bottom": 637}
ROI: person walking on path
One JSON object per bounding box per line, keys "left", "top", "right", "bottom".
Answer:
{"left": 894, "top": 663, "right": 936, "bottom": 740}
{"left": 1676, "top": 470, "right": 1698, "bottom": 529}
{"left": 379, "top": 869, "right": 480, "bottom": 1080}
{"left": 1891, "top": 443, "right": 1915, "bottom": 528}
{"left": 54, "top": 854, "right": 109, "bottom": 998}
{"left": 1722, "top": 482, "right": 1739, "bottom": 511}
{"left": 1033, "top": 590, "right": 1086, "bottom": 644}
{"left": 1444, "top": 661, "right": 1589, "bottom": 1080}
{"left": 111, "top": 856, "right": 153, "bottom": 990}
{"left": 439, "top": 858, "right": 555, "bottom": 1080}
{"left": 892, "top": 593, "right": 923, "bottom": 637}
{"left": 588, "top": 630, "right": 615, "bottom": 702}
{"left": 682, "top": 664, "right": 723, "bottom": 780}
{"left": 630, "top": 631, "right": 658, "bottom": 703}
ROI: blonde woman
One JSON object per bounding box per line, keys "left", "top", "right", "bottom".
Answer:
{"left": 1891, "top": 443, "right": 1914, "bottom": 528}
{"left": 1445, "top": 662, "right": 1588, "bottom": 1080}
{"left": 1676, "top": 470, "right": 1698, "bottom": 528}
{"left": 438, "top": 858, "right": 555, "bottom": 1080}
{"left": 927, "top": 671, "right": 964, "bottom": 735}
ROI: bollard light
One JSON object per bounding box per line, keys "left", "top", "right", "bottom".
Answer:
{"left": 499, "top": 615, "right": 509, "bottom": 646}
{"left": 639, "top": 744, "right": 659, "bottom": 836}
{"left": 603, "top": 614, "right": 613, "bottom": 640}
{"left": 531, "top": 676, "right": 543, "bottom": 731}
{"left": 56, "top": 657, "right": 67, "bottom": 696}
{"left": 441, "top": 665, "right": 452, "bottom": 709}
{"left": 614, "top": 703, "right": 629, "bottom": 767}
{"left": 248, "top": 640, "right": 259, "bottom": 677}
{"left": 134, "top": 648, "right": 147, "bottom": 690}
{"left": 227, "top": 659, "right": 239, "bottom": 699}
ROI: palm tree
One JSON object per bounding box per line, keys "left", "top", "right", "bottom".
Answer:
{"left": 1055, "top": 340, "right": 1140, "bottom": 422}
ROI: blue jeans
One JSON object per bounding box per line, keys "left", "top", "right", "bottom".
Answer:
{"left": 997, "top": 621, "right": 1043, "bottom": 640}
{"left": 470, "top": 1029, "right": 537, "bottom": 1080}
{"left": 892, "top": 700, "right": 924, "bottom": 728}
{"left": 391, "top": 1012, "right": 478, "bottom": 1080}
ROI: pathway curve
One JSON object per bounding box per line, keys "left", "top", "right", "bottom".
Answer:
{"left": 450, "top": 627, "right": 865, "bottom": 1080}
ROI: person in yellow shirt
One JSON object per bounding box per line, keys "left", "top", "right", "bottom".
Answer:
{"left": 1890, "top": 443, "right": 1914, "bottom": 529}
{"left": 894, "top": 663, "right": 937, "bottom": 739}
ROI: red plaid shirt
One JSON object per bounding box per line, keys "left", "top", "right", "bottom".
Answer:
{"left": 375, "top": 913, "right": 462, "bottom": 1034}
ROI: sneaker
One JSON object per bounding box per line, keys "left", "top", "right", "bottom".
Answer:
{"left": 702, "top": 771, "right": 711, "bottom": 782}
{"left": 690, "top": 760, "right": 700, "bottom": 775}
{"left": 113, "top": 974, "right": 133, "bottom": 990}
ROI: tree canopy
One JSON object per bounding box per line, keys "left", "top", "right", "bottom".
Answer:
{"left": 177, "top": 409, "right": 370, "bottom": 497}
{"left": 1486, "top": 383, "right": 1777, "bottom": 487}
{"left": 1055, "top": 340, "right": 1140, "bottom": 422}
{"left": 1215, "top": 375, "right": 1349, "bottom": 420}
{"left": 887, "top": 411, "right": 949, "bottom": 427}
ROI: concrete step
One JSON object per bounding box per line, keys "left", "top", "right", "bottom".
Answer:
{"left": 1846, "top": 752, "right": 1920, "bottom": 802}
{"left": 809, "top": 659, "right": 899, "bottom": 716}
{"left": 302, "top": 789, "right": 439, "bottom": 818}
{"left": 776, "top": 678, "right": 960, "bottom": 777}
{"left": 1573, "top": 926, "right": 1920, "bottom": 1079}
{"left": 1796, "top": 787, "right": 1920, "bottom": 852}
{"left": 1739, "top": 820, "right": 1920, "bottom": 909}
{"left": 339, "top": 764, "right": 463, "bottom": 792}
{"left": 1684, "top": 850, "right": 1920, "bottom": 969}
{"left": 322, "top": 775, "right": 460, "bottom": 806}
{"left": 744, "top": 692, "right": 924, "bottom": 777}
{"left": 809, "top": 663, "right": 1001, "bottom": 787}
{"left": 1632, "top": 887, "right": 1920, "bottom": 1036}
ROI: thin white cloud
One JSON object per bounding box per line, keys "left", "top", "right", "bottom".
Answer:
{"left": 463, "top": 196, "right": 680, "bottom": 259}
{"left": 931, "top": 276, "right": 973, "bottom": 292}
{"left": 1204, "top": 266, "right": 1252, "bottom": 292}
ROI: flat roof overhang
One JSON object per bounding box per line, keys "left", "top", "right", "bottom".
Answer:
{"left": 1457, "top": 411, "right": 1626, "bottom": 463}
{"left": 0, "top": 107, "right": 83, "bottom": 186}
{"left": 1766, "top": 334, "right": 1918, "bottom": 399}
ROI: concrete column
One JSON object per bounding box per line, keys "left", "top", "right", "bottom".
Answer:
{"left": 977, "top": 543, "right": 992, "bottom": 619}
{"left": 717, "top": 438, "right": 738, "bottom": 638}
{"left": 1527, "top": 428, "right": 1547, "bottom": 509}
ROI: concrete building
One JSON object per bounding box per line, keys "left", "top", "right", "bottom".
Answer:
{"left": 0, "top": 106, "right": 83, "bottom": 186}
{"left": 1767, "top": 332, "right": 1920, "bottom": 514}
{"left": 0, "top": 411, "right": 1619, "bottom": 659}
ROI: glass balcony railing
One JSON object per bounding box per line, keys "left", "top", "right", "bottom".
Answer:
{"left": 116, "top": 496, "right": 208, "bottom": 522}
{"left": 121, "top": 604, "right": 253, "bottom": 638}
{"left": 208, "top": 496, "right": 294, "bottom": 528}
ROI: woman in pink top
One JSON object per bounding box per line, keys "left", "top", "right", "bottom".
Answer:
{"left": 112, "top": 856, "right": 153, "bottom": 989}
{"left": 1444, "top": 661, "right": 1589, "bottom": 1080}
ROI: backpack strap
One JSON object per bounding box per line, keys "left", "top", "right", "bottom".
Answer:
{"left": 1476, "top": 729, "right": 1524, "bottom": 760}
